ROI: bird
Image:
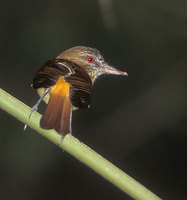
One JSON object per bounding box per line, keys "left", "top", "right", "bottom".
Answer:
{"left": 29, "top": 46, "right": 127, "bottom": 141}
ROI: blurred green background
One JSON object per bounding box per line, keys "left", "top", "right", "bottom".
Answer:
{"left": 0, "top": 0, "right": 187, "bottom": 199}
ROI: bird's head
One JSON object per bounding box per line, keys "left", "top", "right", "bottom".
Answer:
{"left": 57, "top": 46, "right": 127, "bottom": 83}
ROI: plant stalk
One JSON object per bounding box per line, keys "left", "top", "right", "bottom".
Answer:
{"left": 0, "top": 88, "right": 162, "bottom": 200}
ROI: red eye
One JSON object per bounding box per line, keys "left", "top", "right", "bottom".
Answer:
{"left": 87, "top": 56, "right": 94, "bottom": 63}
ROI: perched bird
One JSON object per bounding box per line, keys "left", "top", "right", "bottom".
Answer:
{"left": 30, "top": 46, "right": 127, "bottom": 140}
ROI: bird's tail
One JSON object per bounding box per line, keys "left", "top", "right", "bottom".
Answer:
{"left": 40, "top": 77, "right": 72, "bottom": 135}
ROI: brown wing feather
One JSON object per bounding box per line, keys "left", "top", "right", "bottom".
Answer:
{"left": 33, "top": 59, "right": 92, "bottom": 109}
{"left": 65, "top": 62, "right": 92, "bottom": 109}
{"left": 33, "top": 59, "right": 73, "bottom": 89}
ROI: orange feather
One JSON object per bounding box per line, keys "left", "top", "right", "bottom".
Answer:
{"left": 40, "top": 77, "right": 72, "bottom": 135}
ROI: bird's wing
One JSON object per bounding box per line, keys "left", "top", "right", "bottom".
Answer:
{"left": 33, "top": 58, "right": 92, "bottom": 109}
{"left": 32, "top": 59, "right": 74, "bottom": 89}
{"left": 64, "top": 63, "right": 92, "bottom": 109}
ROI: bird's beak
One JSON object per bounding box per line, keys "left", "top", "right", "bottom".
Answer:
{"left": 101, "top": 63, "right": 128, "bottom": 76}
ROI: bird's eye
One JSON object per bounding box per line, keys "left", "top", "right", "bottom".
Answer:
{"left": 87, "top": 56, "right": 94, "bottom": 63}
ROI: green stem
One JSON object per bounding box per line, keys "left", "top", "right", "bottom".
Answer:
{"left": 0, "top": 88, "right": 161, "bottom": 200}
